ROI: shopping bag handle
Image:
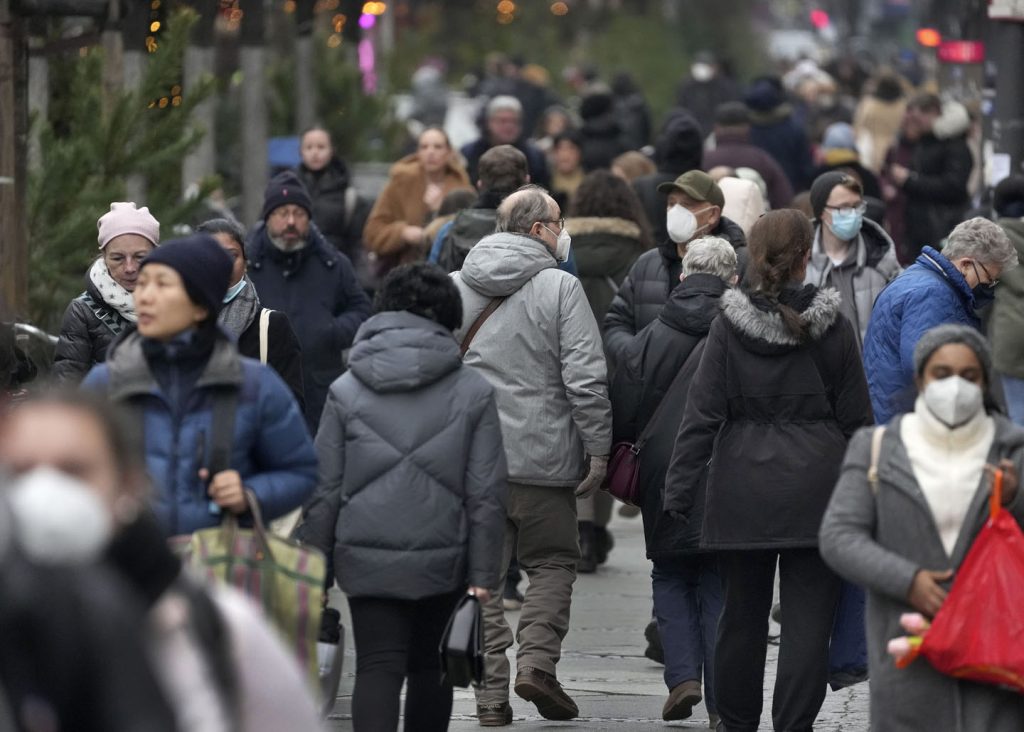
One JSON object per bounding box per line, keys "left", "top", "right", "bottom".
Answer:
{"left": 990, "top": 469, "right": 1003, "bottom": 522}
{"left": 222, "top": 490, "right": 276, "bottom": 564}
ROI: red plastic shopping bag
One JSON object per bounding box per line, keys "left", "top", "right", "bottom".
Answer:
{"left": 896, "top": 471, "right": 1024, "bottom": 693}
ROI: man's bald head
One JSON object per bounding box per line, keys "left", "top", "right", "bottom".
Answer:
{"left": 495, "top": 185, "right": 557, "bottom": 235}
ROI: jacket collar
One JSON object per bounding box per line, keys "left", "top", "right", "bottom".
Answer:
{"left": 246, "top": 221, "right": 338, "bottom": 273}
{"left": 917, "top": 245, "right": 974, "bottom": 306}
{"left": 721, "top": 286, "right": 841, "bottom": 347}
{"left": 104, "top": 329, "right": 244, "bottom": 401}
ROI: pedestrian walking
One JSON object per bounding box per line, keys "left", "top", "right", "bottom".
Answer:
{"left": 664, "top": 209, "right": 873, "bottom": 732}
{"left": 881, "top": 95, "right": 972, "bottom": 263}
{"left": 821, "top": 324, "right": 1024, "bottom": 731}
{"left": 566, "top": 169, "right": 651, "bottom": 571}
{"left": 247, "top": 171, "right": 371, "bottom": 431}
{"left": 744, "top": 76, "right": 815, "bottom": 193}
{"left": 364, "top": 127, "right": 472, "bottom": 278}
{"left": 82, "top": 235, "right": 317, "bottom": 537}
{"left": 52, "top": 202, "right": 160, "bottom": 382}
{"left": 804, "top": 172, "right": 900, "bottom": 346}
{"left": 987, "top": 176, "right": 1024, "bottom": 425}
{"left": 452, "top": 186, "right": 612, "bottom": 724}
{"left": 461, "top": 96, "right": 551, "bottom": 191}
{"left": 197, "top": 218, "right": 305, "bottom": 411}
{"left": 632, "top": 112, "right": 704, "bottom": 246}
{"left": 298, "top": 263, "right": 508, "bottom": 732}
{"left": 611, "top": 237, "right": 738, "bottom": 726}
{"left": 863, "top": 217, "right": 1018, "bottom": 426}
{"left": 605, "top": 171, "right": 747, "bottom": 369}
{"left": 293, "top": 126, "right": 372, "bottom": 286}
{"left": 0, "top": 390, "right": 323, "bottom": 731}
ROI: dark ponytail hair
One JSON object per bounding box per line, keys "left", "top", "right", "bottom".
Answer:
{"left": 747, "top": 209, "right": 813, "bottom": 342}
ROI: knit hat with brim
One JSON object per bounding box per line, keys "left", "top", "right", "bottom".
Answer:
{"left": 913, "top": 324, "right": 994, "bottom": 387}
{"left": 140, "top": 234, "right": 233, "bottom": 318}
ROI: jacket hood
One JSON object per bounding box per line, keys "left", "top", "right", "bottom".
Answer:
{"left": 567, "top": 217, "right": 646, "bottom": 277}
{"left": 659, "top": 273, "right": 727, "bottom": 336}
{"left": 459, "top": 232, "right": 557, "bottom": 297}
{"left": 719, "top": 178, "right": 766, "bottom": 236}
{"left": 812, "top": 216, "right": 896, "bottom": 271}
{"left": 721, "top": 286, "right": 841, "bottom": 352}
{"left": 347, "top": 311, "right": 461, "bottom": 393}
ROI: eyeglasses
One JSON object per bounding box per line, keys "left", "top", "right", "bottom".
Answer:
{"left": 971, "top": 260, "right": 999, "bottom": 288}
{"left": 824, "top": 202, "right": 867, "bottom": 217}
{"left": 545, "top": 218, "right": 565, "bottom": 230}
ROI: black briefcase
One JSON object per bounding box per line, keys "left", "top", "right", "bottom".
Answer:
{"left": 439, "top": 594, "right": 484, "bottom": 688}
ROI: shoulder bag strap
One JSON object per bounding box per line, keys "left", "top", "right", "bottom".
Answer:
{"left": 258, "top": 309, "right": 271, "bottom": 365}
{"left": 208, "top": 387, "right": 240, "bottom": 476}
{"left": 460, "top": 297, "right": 507, "bottom": 358}
{"left": 867, "top": 425, "right": 885, "bottom": 495}
{"left": 80, "top": 292, "right": 125, "bottom": 337}
{"left": 635, "top": 339, "right": 707, "bottom": 451}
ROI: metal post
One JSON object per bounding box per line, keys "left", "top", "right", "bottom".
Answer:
{"left": 990, "top": 18, "right": 1024, "bottom": 179}
{"left": 0, "top": 0, "right": 28, "bottom": 318}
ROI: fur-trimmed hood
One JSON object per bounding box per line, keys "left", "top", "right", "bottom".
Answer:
{"left": 933, "top": 100, "right": 971, "bottom": 140}
{"left": 721, "top": 286, "right": 841, "bottom": 353}
{"left": 565, "top": 216, "right": 642, "bottom": 240}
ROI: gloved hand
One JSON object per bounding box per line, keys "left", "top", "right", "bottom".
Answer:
{"left": 575, "top": 455, "right": 609, "bottom": 498}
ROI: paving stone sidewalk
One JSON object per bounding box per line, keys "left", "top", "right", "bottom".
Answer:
{"left": 326, "top": 511, "right": 869, "bottom": 730}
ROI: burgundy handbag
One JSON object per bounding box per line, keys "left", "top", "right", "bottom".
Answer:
{"left": 604, "top": 357, "right": 696, "bottom": 507}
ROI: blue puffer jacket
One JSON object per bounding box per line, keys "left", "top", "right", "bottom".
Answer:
{"left": 82, "top": 330, "right": 318, "bottom": 536}
{"left": 862, "top": 246, "right": 979, "bottom": 425}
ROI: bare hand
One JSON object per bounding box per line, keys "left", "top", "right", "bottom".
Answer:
{"left": 423, "top": 183, "right": 444, "bottom": 212}
{"left": 468, "top": 586, "right": 491, "bottom": 604}
{"left": 985, "top": 460, "right": 1018, "bottom": 506}
{"left": 907, "top": 569, "right": 953, "bottom": 618}
{"left": 889, "top": 164, "right": 910, "bottom": 186}
{"left": 881, "top": 182, "right": 898, "bottom": 202}
{"left": 402, "top": 225, "right": 425, "bottom": 246}
{"left": 199, "top": 468, "right": 247, "bottom": 514}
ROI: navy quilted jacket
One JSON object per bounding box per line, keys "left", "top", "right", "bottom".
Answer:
{"left": 862, "top": 246, "right": 980, "bottom": 425}
{"left": 82, "top": 330, "right": 317, "bottom": 536}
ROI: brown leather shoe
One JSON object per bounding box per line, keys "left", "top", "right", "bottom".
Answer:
{"left": 662, "top": 679, "right": 702, "bottom": 721}
{"left": 477, "top": 701, "right": 513, "bottom": 726}
{"left": 513, "top": 667, "right": 578, "bottom": 720}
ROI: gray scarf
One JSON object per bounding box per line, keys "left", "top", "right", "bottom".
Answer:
{"left": 217, "top": 276, "right": 261, "bottom": 339}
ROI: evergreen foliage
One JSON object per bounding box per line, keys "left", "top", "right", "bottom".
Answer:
{"left": 28, "top": 8, "right": 217, "bottom": 330}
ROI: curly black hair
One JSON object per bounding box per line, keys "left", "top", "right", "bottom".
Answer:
{"left": 373, "top": 262, "right": 463, "bottom": 333}
{"left": 568, "top": 169, "right": 653, "bottom": 248}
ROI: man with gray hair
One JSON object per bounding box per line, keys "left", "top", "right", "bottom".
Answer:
{"left": 461, "top": 95, "right": 551, "bottom": 191}
{"left": 609, "top": 236, "right": 736, "bottom": 725}
{"left": 452, "top": 185, "right": 611, "bottom": 724}
{"left": 864, "top": 216, "right": 1018, "bottom": 424}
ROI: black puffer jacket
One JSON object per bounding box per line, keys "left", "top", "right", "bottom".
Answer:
{"left": 298, "top": 312, "right": 508, "bottom": 600}
{"left": 664, "top": 285, "right": 873, "bottom": 549}
{"left": 610, "top": 273, "right": 726, "bottom": 559}
{"left": 235, "top": 309, "right": 306, "bottom": 415}
{"left": 52, "top": 277, "right": 130, "bottom": 383}
{"left": 901, "top": 132, "right": 972, "bottom": 251}
{"left": 603, "top": 216, "right": 747, "bottom": 368}
{"left": 294, "top": 159, "right": 370, "bottom": 265}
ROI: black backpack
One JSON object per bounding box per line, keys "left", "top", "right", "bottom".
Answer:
{"left": 437, "top": 208, "right": 499, "bottom": 273}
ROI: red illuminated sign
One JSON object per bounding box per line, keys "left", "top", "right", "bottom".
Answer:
{"left": 937, "top": 41, "right": 985, "bottom": 63}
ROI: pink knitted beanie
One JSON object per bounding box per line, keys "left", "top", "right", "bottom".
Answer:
{"left": 97, "top": 202, "right": 160, "bottom": 249}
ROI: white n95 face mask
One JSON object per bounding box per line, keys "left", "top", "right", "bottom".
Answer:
{"left": 922, "top": 375, "right": 984, "bottom": 429}
{"left": 554, "top": 228, "right": 571, "bottom": 263}
{"left": 8, "top": 466, "right": 113, "bottom": 565}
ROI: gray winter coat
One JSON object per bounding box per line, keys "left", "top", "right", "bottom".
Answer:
{"left": 299, "top": 311, "right": 508, "bottom": 600}
{"left": 820, "top": 415, "right": 1024, "bottom": 731}
{"left": 452, "top": 232, "right": 612, "bottom": 486}
{"left": 805, "top": 218, "right": 901, "bottom": 347}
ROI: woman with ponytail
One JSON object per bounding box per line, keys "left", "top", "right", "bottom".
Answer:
{"left": 663, "top": 209, "right": 873, "bottom": 731}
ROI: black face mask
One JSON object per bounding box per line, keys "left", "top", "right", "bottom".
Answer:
{"left": 973, "top": 283, "right": 997, "bottom": 310}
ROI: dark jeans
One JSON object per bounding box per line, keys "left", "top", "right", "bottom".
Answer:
{"left": 715, "top": 549, "right": 840, "bottom": 732}
{"left": 348, "top": 591, "right": 462, "bottom": 732}
{"left": 651, "top": 555, "right": 722, "bottom": 713}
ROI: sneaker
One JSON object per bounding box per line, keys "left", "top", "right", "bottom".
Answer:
{"left": 477, "top": 701, "right": 513, "bottom": 726}
{"left": 502, "top": 580, "right": 524, "bottom": 611}
{"left": 644, "top": 618, "right": 665, "bottom": 665}
{"left": 513, "top": 667, "right": 578, "bottom": 720}
{"left": 663, "top": 680, "right": 702, "bottom": 721}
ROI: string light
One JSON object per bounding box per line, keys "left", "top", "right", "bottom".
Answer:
{"left": 551, "top": 2, "right": 568, "bottom": 15}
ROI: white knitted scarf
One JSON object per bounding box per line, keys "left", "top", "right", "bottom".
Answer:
{"left": 88, "top": 258, "right": 137, "bottom": 323}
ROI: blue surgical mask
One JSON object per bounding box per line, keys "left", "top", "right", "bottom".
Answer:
{"left": 826, "top": 210, "right": 863, "bottom": 241}
{"left": 223, "top": 278, "right": 247, "bottom": 303}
